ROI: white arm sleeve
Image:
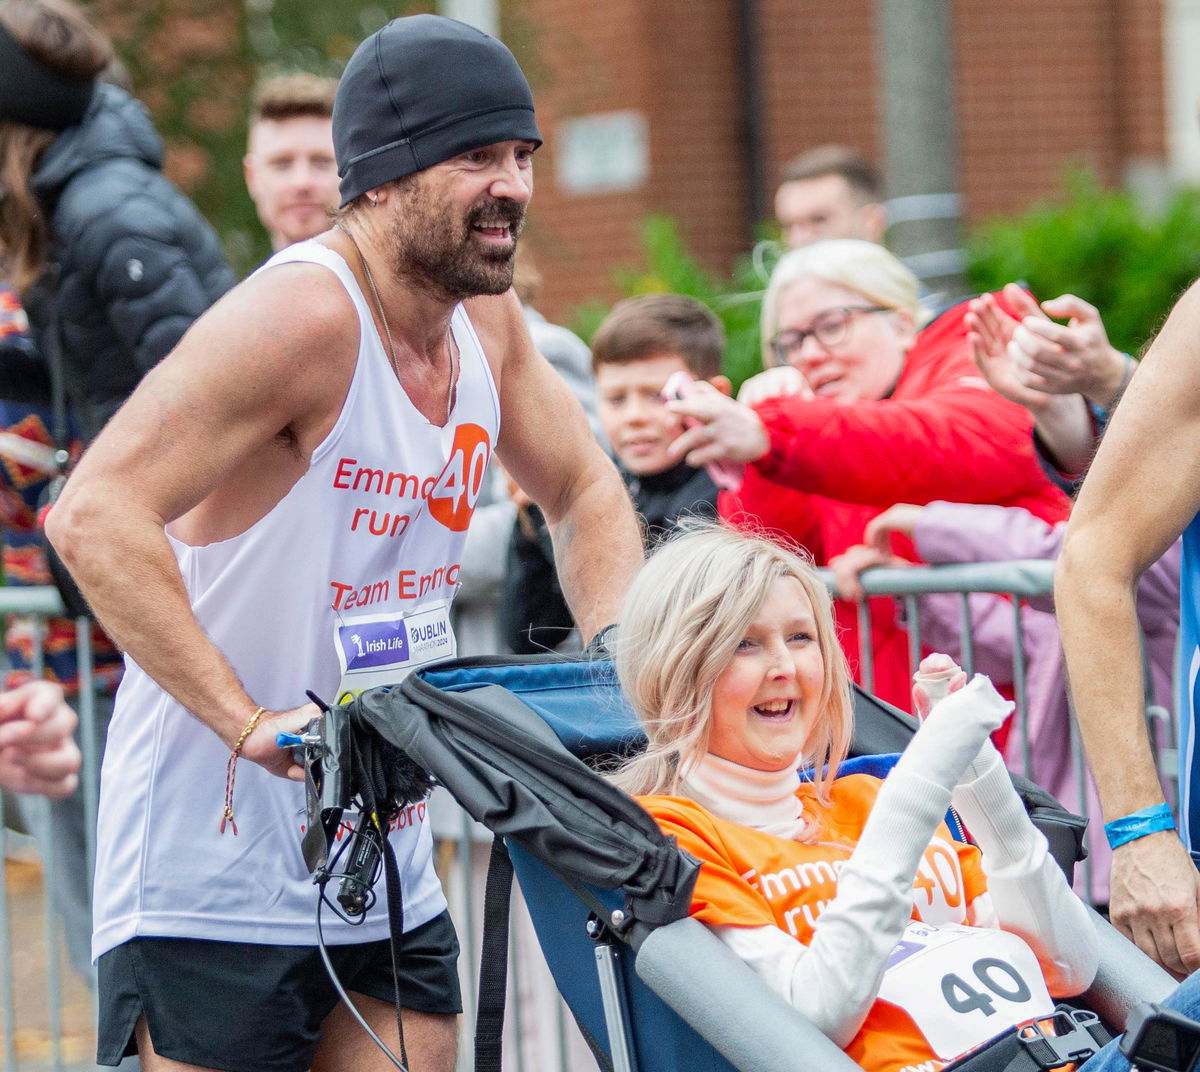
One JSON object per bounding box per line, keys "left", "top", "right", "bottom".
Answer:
{"left": 707, "top": 679, "right": 1013, "bottom": 1045}
{"left": 950, "top": 743, "right": 1099, "bottom": 994}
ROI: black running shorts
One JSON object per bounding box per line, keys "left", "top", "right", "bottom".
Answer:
{"left": 96, "top": 911, "right": 461, "bottom": 1072}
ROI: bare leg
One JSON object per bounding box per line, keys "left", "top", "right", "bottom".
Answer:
{"left": 313, "top": 992, "right": 457, "bottom": 1072}
{"left": 135, "top": 1016, "right": 221, "bottom": 1072}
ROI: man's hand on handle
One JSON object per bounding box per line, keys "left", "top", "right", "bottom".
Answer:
{"left": 239, "top": 701, "right": 321, "bottom": 782}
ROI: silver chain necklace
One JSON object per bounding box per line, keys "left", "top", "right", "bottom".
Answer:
{"left": 337, "top": 222, "right": 456, "bottom": 425}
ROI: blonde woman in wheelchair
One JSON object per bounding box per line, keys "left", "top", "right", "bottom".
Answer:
{"left": 611, "top": 523, "right": 1199, "bottom": 1072}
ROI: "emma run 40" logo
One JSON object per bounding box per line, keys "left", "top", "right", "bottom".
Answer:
{"left": 427, "top": 423, "right": 492, "bottom": 533}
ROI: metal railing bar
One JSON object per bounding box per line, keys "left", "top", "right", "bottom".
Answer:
{"left": 0, "top": 799, "right": 16, "bottom": 1071}
{"left": 1010, "top": 598, "right": 1032, "bottom": 781}
{"left": 856, "top": 601, "right": 874, "bottom": 697}
{"left": 76, "top": 618, "right": 99, "bottom": 892}
{"left": 820, "top": 560, "right": 1056, "bottom": 599}
{"left": 957, "top": 592, "right": 976, "bottom": 677}
{"left": 42, "top": 801, "right": 64, "bottom": 1071}
{"left": 0, "top": 587, "right": 65, "bottom": 615}
{"left": 904, "top": 595, "right": 921, "bottom": 679}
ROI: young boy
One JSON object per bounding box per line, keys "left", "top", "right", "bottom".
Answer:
{"left": 592, "top": 294, "right": 731, "bottom": 544}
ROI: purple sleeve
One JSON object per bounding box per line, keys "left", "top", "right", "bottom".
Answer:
{"left": 913, "top": 502, "right": 1065, "bottom": 567}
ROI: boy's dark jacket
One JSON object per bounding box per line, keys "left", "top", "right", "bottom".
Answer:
{"left": 501, "top": 461, "right": 718, "bottom": 653}
{"left": 625, "top": 459, "right": 719, "bottom": 544}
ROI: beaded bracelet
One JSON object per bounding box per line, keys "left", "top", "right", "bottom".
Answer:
{"left": 1104, "top": 802, "right": 1176, "bottom": 850}
{"left": 220, "top": 705, "right": 266, "bottom": 836}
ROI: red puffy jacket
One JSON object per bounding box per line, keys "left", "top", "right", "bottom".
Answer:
{"left": 720, "top": 294, "right": 1070, "bottom": 710}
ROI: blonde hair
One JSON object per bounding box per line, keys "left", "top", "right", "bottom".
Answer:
{"left": 759, "top": 238, "right": 925, "bottom": 369}
{"left": 611, "top": 523, "right": 853, "bottom": 832}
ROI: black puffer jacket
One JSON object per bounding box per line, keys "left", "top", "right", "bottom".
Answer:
{"left": 25, "top": 84, "right": 234, "bottom": 441}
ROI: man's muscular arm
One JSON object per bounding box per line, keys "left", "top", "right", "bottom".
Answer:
{"left": 471, "top": 292, "right": 643, "bottom": 640}
{"left": 1057, "top": 279, "right": 1200, "bottom": 977}
{"left": 47, "top": 265, "right": 357, "bottom": 776}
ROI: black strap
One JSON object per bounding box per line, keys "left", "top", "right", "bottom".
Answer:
{"left": 352, "top": 731, "right": 409, "bottom": 1070}
{"left": 474, "top": 836, "right": 515, "bottom": 1072}
{"left": 34, "top": 265, "right": 98, "bottom": 622}
{"left": 381, "top": 832, "right": 410, "bottom": 1071}
{"left": 945, "top": 1005, "right": 1110, "bottom": 1072}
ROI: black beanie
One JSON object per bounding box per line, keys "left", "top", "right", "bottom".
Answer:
{"left": 0, "top": 21, "right": 95, "bottom": 132}
{"left": 333, "top": 14, "right": 542, "bottom": 207}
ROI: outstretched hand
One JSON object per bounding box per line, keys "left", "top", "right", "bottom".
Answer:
{"left": 966, "top": 289, "right": 1050, "bottom": 411}
{"left": 863, "top": 504, "right": 923, "bottom": 553}
{"left": 736, "top": 366, "right": 811, "bottom": 407}
{"left": 1011, "top": 292, "right": 1126, "bottom": 406}
{"left": 968, "top": 284, "right": 1126, "bottom": 411}
{"left": 666, "top": 386, "right": 771, "bottom": 467}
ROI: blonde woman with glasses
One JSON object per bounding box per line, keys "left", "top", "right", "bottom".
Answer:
{"left": 665, "top": 240, "right": 1069, "bottom": 712}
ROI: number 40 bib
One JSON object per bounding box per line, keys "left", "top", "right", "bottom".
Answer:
{"left": 877, "top": 921, "right": 1055, "bottom": 1061}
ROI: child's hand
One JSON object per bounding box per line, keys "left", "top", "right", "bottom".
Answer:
{"left": 911, "top": 652, "right": 968, "bottom": 722}
{"left": 828, "top": 543, "right": 909, "bottom": 602}
{"left": 863, "top": 503, "right": 924, "bottom": 553}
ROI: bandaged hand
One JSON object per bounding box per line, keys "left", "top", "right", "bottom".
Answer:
{"left": 895, "top": 672, "right": 1012, "bottom": 793}
{"left": 911, "top": 652, "right": 967, "bottom": 721}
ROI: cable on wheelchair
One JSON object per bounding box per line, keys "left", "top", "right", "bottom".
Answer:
{"left": 287, "top": 690, "right": 435, "bottom": 1072}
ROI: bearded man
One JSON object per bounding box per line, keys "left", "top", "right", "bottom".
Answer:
{"left": 48, "top": 15, "right": 643, "bottom": 1072}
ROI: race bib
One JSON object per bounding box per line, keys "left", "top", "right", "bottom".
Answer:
{"left": 333, "top": 602, "right": 456, "bottom": 705}
{"left": 877, "top": 921, "right": 1054, "bottom": 1061}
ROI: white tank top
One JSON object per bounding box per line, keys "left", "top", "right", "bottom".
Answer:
{"left": 92, "top": 241, "right": 501, "bottom": 958}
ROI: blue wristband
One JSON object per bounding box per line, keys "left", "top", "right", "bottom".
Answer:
{"left": 1104, "top": 803, "right": 1177, "bottom": 849}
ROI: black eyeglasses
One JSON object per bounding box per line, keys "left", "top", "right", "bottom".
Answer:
{"left": 770, "top": 305, "right": 892, "bottom": 367}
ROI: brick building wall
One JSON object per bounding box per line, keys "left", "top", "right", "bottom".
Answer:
{"left": 513, "top": 0, "right": 1167, "bottom": 324}
{"left": 507, "top": 0, "right": 750, "bottom": 324}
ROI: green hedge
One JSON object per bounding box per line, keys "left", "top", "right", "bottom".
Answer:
{"left": 967, "top": 170, "right": 1200, "bottom": 356}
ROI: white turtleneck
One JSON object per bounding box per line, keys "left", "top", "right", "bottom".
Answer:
{"left": 681, "top": 751, "right": 812, "bottom": 840}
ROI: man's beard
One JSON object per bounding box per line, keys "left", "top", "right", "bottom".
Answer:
{"left": 386, "top": 183, "right": 525, "bottom": 301}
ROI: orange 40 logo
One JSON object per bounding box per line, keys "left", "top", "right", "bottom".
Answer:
{"left": 427, "top": 423, "right": 493, "bottom": 532}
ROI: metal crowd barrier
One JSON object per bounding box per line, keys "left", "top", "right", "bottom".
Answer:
{"left": 0, "top": 586, "right": 103, "bottom": 1071}
{"left": 0, "top": 566, "right": 1180, "bottom": 1069}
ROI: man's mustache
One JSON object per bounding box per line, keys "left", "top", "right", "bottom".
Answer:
{"left": 466, "top": 198, "right": 525, "bottom": 233}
